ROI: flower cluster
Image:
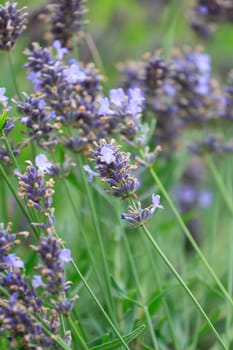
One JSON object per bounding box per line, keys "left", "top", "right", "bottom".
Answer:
{"left": 121, "top": 194, "right": 163, "bottom": 226}
{"left": 84, "top": 139, "right": 163, "bottom": 225}
{"left": 98, "top": 87, "right": 145, "bottom": 142}
{"left": 119, "top": 48, "right": 226, "bottom": 154}
{"left": 31, "top": 234, "right": 75, "bottom": 316}
{"left": 85, "top": 139, "right": 140, "bottom": 198}
{"left": 46, "top": 0, "right": 88, "bottom": 49}
{"left": 14, "top": 161, "right": 54, "bottom": 212}
{"left": 0, "top": 223, "right": 54, "bottom": 348}
{"left": 191, "top": 0, "right": 233, "bottom": 38}
{"left": 0, "top": 1, "right": 28, "bottom": 51}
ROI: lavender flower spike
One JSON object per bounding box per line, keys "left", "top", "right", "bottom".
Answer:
{"left": 89, "top": 139, "right": 140, "bottom": 199}
{"left": 121, "top": 193, "right": 163, "bottom": 226}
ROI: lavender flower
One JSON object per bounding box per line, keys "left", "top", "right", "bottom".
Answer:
{"left": 31, "top": 235, "right": 76, "bottom": 319}
{"left": 86, "top": 139, "right": 140, "bottom": 198}
{"left": 14, "top": 160, "right": 55, "bottom": 212}
{"left": 15, "top": 94, "right": 58, "bottom": 148}
{"left": 97, "top": 88, "right": 145, "bottom": 142}
{"left": 0, "top": 87, "right": 8, "bottom": 104}
{"left": 47, "top": 0, "right": 88, "bottom": 49}
{"left": 121, "top": 194, "right": 163, "bottom": 226}
{"left": 0, "top": 2, "right": 28, "bottom": 50}
{"left": 35, "top": 154, "right": 52, "bottom": 173}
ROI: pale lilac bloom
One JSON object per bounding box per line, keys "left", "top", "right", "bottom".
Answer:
{"left": 198, "top": 189, "right": 212, "bottom": 208}
{"left": 151, "top": 194, "right": 163, "bottom": 212}
{"left": 63, "top": 63, "right": 86, "bottom": 84}
{"left": 100, "top": 145, "right": 116, "bottom": 164}
{"left": 127, "top": 88, "right": 144, "bottom": 116}
{"left": 109, "top": 88, "right": 125, "bottom": 107}
{"left": 35, "top": 154, "right": 52, "bottom": 173}
{"left": 83, "top": 164, "right": 99, "bottom": 182}
{"left": 32, "top": 275, "right": 44, "bottom": 288}
{"left": 128, "top": 88, "right": 144, "bottom": 104}
{"left": 98, "top": 97, "right": 113, "bottom": 115}
{"left": 0, "top": 87, "right": 8, "bottom": 103}
{"left": 3, "top": 253, "right": 24, "bottom": 269}
{"left": 53, "top": 40, "right": 68, "bottom": 60}
{"left": 59, "top": 249, "right": 72, "bottom": 263}
{"left": 21, "top": 116, "right": 29, "bottom": 124}
{"left": 198, "top": 5, "right": 208, "bottom": 15}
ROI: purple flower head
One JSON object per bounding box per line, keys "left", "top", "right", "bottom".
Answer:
{"left": 63, "top": 63, "right": 86, "bottom": 84}
{"left": 89, "top": 139, "right": 140, "bottom": 198}
{"left": 32, "top": 275, "right": 44, "bottom": 288}
{"left": 0, "top": 87, "right": 8, "bottom": 103}
{"left": 0, "top": 2, "right": 28, "bottom": 51}
{"left": 99, "top": 145, "right": 116, "bottom": 164}
{"left": 2, "top": 253, "right": 24, "bottom": 269}
{"left": 83, "top": 164, "right": 99, "bottom": 182}
{"left": 121, "top": 194, "right": 163, "bottom": 225}
{"left": 59, "top": 249, "right": 72, "bottom": 263}
{"left": 53, "top": 40, "right": 68, "bottom": 60}
{"left": 35, "top": 154, "right": 52, "bottom": 173}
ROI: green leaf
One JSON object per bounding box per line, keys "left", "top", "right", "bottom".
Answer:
{"left": 90, "top": 325, "right": 145, "bottom": 350}
{"left": 0, "top": 109, "right": 7, "bottom": 131}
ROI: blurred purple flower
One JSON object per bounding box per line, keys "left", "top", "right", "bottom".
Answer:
{"left": 35, "top": 154, "right": 52, "bottom": 173}
{"left": 2, "top": 253, "right": 24, "bottom": 269}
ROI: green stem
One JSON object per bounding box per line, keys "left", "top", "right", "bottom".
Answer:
{"left": 63, "top": 179, "right": 109, "bottom": 304}
{"left": 1, "top": 180, "right": 8, "bottom": 222}
{"left": 147, "top": 163, "right": 233, "bottom": 308}
{"left": 78, "top": 157, "right": 116, "bottom": 324}
{"left": 7, "top": 51, "right": 21, "bottom": 100}
{"left": 54, "top": 231, "right": 130, "bottom": 350}
{"left": 142, "top": 234, "right": 180, "bottom": 350}
{"left": 122, "top": 233, "right": 160, "bottom": 350}
{"left": 2, "top": 131, "right": 20, "bottom": 169}
{"left": 205, "top": 154, "right": 233, "bottom": 216}
{"left": 68, "top": 317, "right": 89, "bottom": 350}
{"left": 142, "top": 225, "right": 226, "bottom": 349}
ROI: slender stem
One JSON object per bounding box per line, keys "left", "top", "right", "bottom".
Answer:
{"left": 54, "top": 231, "right": 130, "bottom": 350}
{"left": 1, "top": 180, "right": 8, "bottom": 222}
{"left": 146, "top": 163, "right": 233, "bottom": 308}
{"left": 84, "top": 33, "right": 105, "bottom": 75}
{"left": 142, "top": 234, "right": 180, "bottom": 350}
{"left": 122, "top": 233, "right": 160, "bottom": 350}
{"left": 142, "top": 225, "right": 226, "bottom": 349}
{"left": 2, "top": 131, "right": 20, "bottom": 169}
{"left": 226, "top": 224, "right": 233, "bottom": 347}
{"left": 63, "top": 180, "right": 108, "bottom": 303}
{"left": 78, "top": 157, "right": 116, "bottom": 324}
{"left": 7, "top": 51, "right": 22, "bottom": 100}
{"left": 205, "top": 154, "right": 233, "bottom": 216}
{"left": 68, "top": 317, "right": 89, "bottom": 350}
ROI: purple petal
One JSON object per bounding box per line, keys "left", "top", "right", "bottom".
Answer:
{"left": 59, "top": 249, "right": 72, "bottom": 263}
{"left": 32, "top": 275, "right": 44, "bottom": 288}
{"left": 83, "top": 164, "right": 99, "bottom": 182}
